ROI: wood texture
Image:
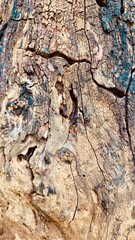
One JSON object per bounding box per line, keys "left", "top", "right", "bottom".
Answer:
{"left": 0, "top": 0, "right": 135, "bottom": 239}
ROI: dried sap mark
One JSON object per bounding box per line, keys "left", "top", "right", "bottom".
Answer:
{"left": 100, "top": 0, "right": 134, "bottom": 92}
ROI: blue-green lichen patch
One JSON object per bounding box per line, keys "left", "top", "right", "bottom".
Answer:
{"left": 100, "top": 0, "right": 133, "bottom": 92}
{"left": 0, "top": 45, "right": 2, "bottom": 53}
{"left": 0, "top": 23, "right": 8, "bottom": 57}
{"left": 6, "top": 83, "right": 34, "bottom": 119}
{"left": 21, "top": 83, "right": 34, "bottom": 106}
{"left": 100, "top": 0, "right": 121, "bottom": 32}
{"left": 11, "top": 0, "right": 21, "bottom": 20}
{"left": 47, "top": 186, "right": 56, "bottom": 196}
{"left": 40, "top": 47, "right": 50, "bottom": 54}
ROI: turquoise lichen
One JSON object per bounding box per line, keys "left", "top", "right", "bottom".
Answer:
{"left": 100, "top": 0, "right": 121, "bottom": 32}
{"left": 42, "top": 82, "right": 48, "bottom": 91}
{"left": 130, "top": 76, "right": 135, "bottom": 92}
{"left": 11, "top": 0, "right": 21, "bottom": 20}
{"left": 25, "top": 96, "right": 34, "bottom": 105}
{"left": 0, "top": 45, "right": 2, "bottom": 53}
{"left": 21, "top": 83, "right": 34, "bottom": 106}
{"left": 40, "top": 47, "right": 50, "bottom": 54}
{"left": 123, "top": 62, "right": 132, "bottom": 71}
{"left": 100, "top": 0, "right": 133, "bottom": 92}
{"left": 100, "top": 7, "right": 112, "bottom": 32}
{"left": 130, "top": 86, "right": 135, "bottom": 92}
{"left": 0, "top": 63, "right": 4, "bottom": 76}
{"left": 119, "top": 72, "right": 129, "bottom": 82}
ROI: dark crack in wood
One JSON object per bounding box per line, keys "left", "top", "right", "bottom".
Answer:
{"left": 69, "top": 163, "right": 79, "bottom": 224}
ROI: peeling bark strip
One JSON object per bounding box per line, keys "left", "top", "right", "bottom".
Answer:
{"left": 0, "top": 0, "right": 135, "bottom": 239}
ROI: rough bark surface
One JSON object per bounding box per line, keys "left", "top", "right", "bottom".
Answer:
{"left": 0, "top": 0, "right": 135, "bottom": 239}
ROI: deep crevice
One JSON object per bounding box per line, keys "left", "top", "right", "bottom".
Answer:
{"left": 95, "top": 0, "right": 107, "bottom": 7}
{"left": 121, "top": 0, "right": 125, "bottom": 14}
{"left": 90, "top": 70, "right": 125, "bottom": 98}
{"left": 55, "top": 81, "right": 64, "bottom": 94}
{"left": 26, "top": 47, "right": 91, "bottom": 65}
{"left": 59, "top": 104, "right": 68, "bottom": 118}
{"left": 125, "top": 69, "right": 135, "bottom": 164}
{"left": 124, "top": 24, "right": 135, "bottom": 164}
{"left": 0, "top": 23, "right": 8, "bottom": 41}
{"left": 69, "top": 84, "right": 78, "bottom": 125}
{"left": 79, "top": 108, "right": 90, "bottom": 124}
{"left": 18, "top": 146, "right": 37, "bottom": 161}
{"left": 108, "top": 87, "right": 125, "bottom": 98}
{"left": 131, "top": 68, "right": 135, "bottom": 75}
{"left": 27, "top": 46, "right": 126, "bottom": 99}
{"left": 26, "top": 146, "right": 37, "bottom": 160}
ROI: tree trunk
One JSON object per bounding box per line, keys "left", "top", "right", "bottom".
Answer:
{"left": 0, "top": 0, "right": 135, "bottom": 239}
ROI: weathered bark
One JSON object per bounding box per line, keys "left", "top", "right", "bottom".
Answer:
{"left": 0, "top": 0, "right": 135, "bottom": 239}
